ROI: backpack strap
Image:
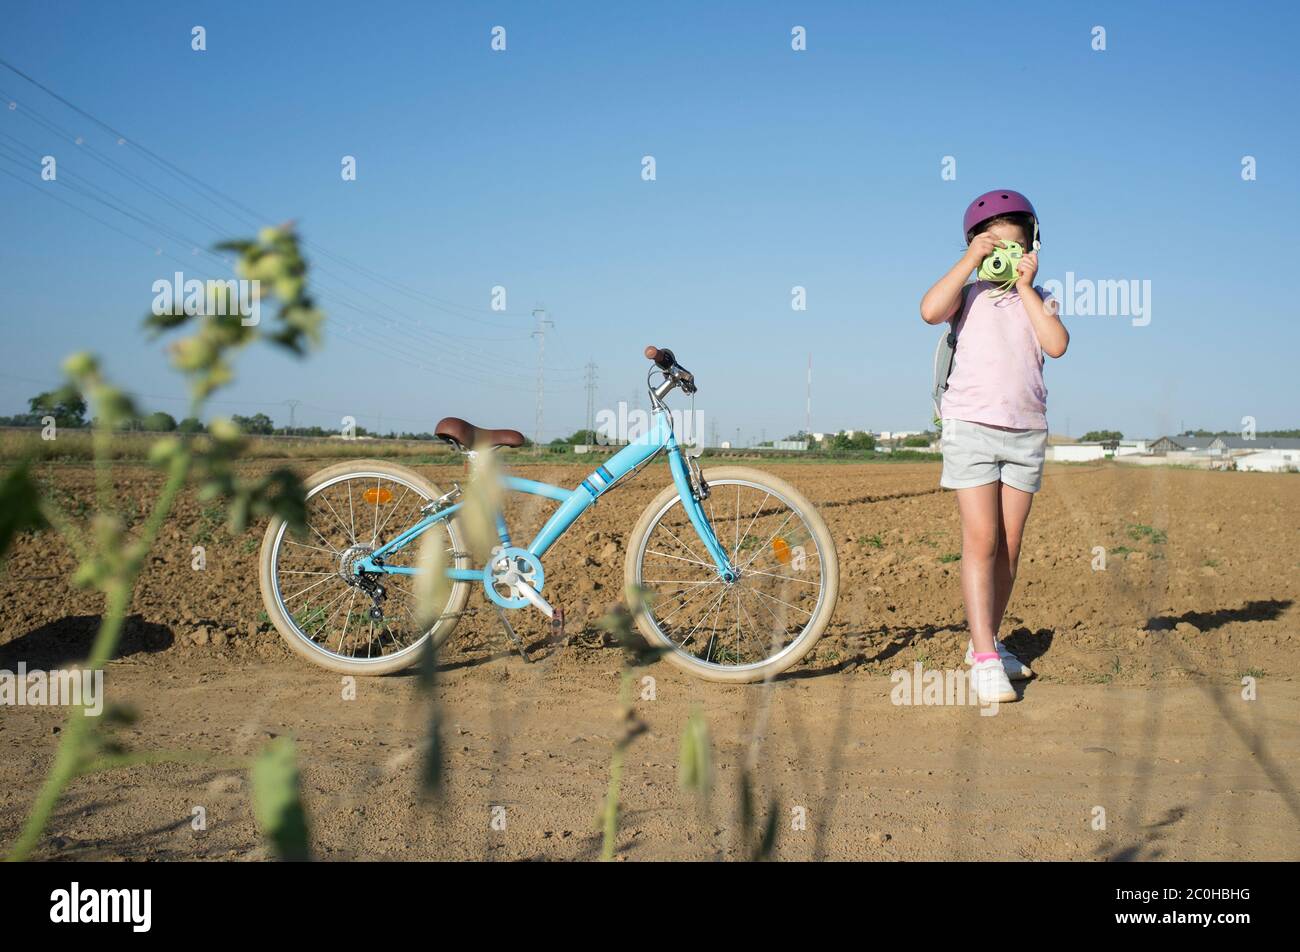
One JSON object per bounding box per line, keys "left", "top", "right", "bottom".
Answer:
{"left": 944, "top": 283, "right": 975, "bottom": 374}
{"left": 932, "top": 283, "right": 976, "bottom": 421}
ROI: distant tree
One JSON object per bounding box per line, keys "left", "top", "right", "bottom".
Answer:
{"left": 140, "top": 411, "right": 178, "bottom": 432}
{"left": 903, "top": 435, "right": 930, "bottom": 447}
{"left": 177, "top": 417, "right": 205, "bottom": 433}
{"left": 28, "top": 389, "right": 87, "bottom": 428}
{"left": 232, "top": 412, "right": 275, "bottom": 435}
{"left": 829, "top": 431, "right": 875, "bottom": 451}
{"left": 1081, "top": 430, "right": 1123, "bottom": 442}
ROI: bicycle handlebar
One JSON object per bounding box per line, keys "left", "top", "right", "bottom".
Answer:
{"left": 644, "top": 345, "right": 675, "bottom": 370}
{"left": 644, "top": 345, "right": 696, "bottom": 394}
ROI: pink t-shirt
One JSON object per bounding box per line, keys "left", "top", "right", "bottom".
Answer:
{"left": 940, "top": 281, "right": 1051, "bottom": 430}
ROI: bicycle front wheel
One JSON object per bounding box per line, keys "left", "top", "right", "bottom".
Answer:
{"left": 624, "top": 466, "right": 839, "bottom": 683}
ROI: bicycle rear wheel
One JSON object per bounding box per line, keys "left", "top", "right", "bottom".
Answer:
{"left": 624, "top": 466, "right": 838, "bottom": 683}
{"left": 258, "top": 459, "right": 470, "bottom": 675}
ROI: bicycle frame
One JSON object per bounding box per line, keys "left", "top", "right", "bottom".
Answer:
{"left": 353, "top": 407, "right": 736, "bottom": 588}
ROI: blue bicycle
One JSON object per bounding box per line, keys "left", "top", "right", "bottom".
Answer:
{"left": 258, "top": 347, "right": 839, "bottom": 682}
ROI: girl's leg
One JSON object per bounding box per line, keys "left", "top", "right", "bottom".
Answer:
{"left": 991, "top": 483, "right": 1034, "bottom": 637}
{"left": 955, "top": 482, "right": 1001, "bottom": 654}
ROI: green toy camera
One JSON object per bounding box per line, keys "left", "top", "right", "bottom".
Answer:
{"left": 978, "top": 240, "right": 1024, "bottom": 294}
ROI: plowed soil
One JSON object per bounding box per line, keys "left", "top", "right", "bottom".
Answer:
{"left": 2, "top": 459, "right": 1298, "bottom": 860}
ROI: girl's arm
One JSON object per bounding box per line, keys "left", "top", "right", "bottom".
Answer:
{"left": 1015, "top": 251, "right": 1069, "bottom": 358}
{"left": 920, "top": 233, "right": 1002, "bottom": 324}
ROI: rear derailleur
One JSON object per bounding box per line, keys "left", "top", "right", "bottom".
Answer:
{"left": 340, "top": 542, "right": 387, "bottom": 621}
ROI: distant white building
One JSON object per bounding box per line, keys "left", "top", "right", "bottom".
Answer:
{"left": 1150, "top": 435, "right": 1300, "bottom": 457}
{"left": 1048, "top": 443, "right": 1107, "bottom": 462}
{"left": 1114, "top": 440, "right": 1148, "bottom": 456}
{"left": 1237, "top": 450, "right": 1300, "bottom": 473}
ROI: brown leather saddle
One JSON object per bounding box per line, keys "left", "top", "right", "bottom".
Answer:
{"left": 434, "top": 416, "right": 526, "bottom": 449}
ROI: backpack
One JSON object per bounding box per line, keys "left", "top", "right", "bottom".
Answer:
{"left": 931, "top": 283, "right": 975, "bottom": 421}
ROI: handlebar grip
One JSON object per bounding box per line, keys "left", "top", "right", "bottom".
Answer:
{"left": 644, "top": 345, "right": 676, "bottom": 370}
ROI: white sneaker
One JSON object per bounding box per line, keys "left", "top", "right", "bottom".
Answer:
{"left": 965, "top": 639, "right": 1033, "bottom": 680}
{"left": 969, "top": 658, "right": 1018, "bottom": 704}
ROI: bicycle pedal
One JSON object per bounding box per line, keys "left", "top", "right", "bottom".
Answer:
{"left": 493, "top": 605, "right": 531, "bottom": 663}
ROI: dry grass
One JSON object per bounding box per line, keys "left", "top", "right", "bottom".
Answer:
{"left": 0, "top": 427, "right": 456, "bottom": 463}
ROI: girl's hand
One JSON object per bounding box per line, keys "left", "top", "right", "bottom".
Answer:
{"left": 965, "top": 232, "right": 1005, "bottom": 266}
{"left": 1016, "top": 250, "right": 1038, "bottom": 289}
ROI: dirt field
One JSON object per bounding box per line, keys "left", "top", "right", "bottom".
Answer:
{"left": 2, "top": 459, "right": 1298, "bottom": 860}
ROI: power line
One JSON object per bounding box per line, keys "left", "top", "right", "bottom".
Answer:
{"left": 0, "top": 59, "right": 605, "bottom": 427}
{"left": 0, "top": 92, "right": 586, "bottom": 399}
{"left": 0, "top": 61, "right": 590, "bottom": 364}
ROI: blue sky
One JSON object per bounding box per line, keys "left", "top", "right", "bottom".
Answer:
{"left": 1, "top": 1, "right": 1296, "bottom": 441}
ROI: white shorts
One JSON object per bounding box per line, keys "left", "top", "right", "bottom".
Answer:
{"left": 940, "top": 418, "right": 1048, "bottom": 493}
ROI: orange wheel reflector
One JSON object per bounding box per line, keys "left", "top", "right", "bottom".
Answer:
{"left": 363, "top": 487, "right": 393, "bottom": 505}
{"left": 772, "top": 537, "right": 792, "bottom": 565}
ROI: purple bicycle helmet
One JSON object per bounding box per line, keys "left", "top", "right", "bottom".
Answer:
{"left": 963, "top": 189, "right": 1040, "bottom": 248}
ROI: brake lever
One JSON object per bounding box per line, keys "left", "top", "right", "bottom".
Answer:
{"left": 672, "top": 363, "right": 696, "bottom": 393}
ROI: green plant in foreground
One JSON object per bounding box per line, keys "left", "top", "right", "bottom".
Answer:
{"left": 678, "top": 706, "right": 713, "bottom": 801}
{"left": 1, "top": 225, "right": 319, "bottom": 862}
{"left": 593, "top": 588, "right": 668, "bottom": 860}
{"left": 738, "top": 767, "right": 779, "bottom": 862}
{"left": 251, "top": 737, "right": 311, "bottom": 861}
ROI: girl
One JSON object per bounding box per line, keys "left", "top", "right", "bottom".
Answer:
{"left": 920, "top": 190, "right": 1068, "bottom": 704}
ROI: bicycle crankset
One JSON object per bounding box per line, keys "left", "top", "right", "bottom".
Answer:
{"left": 483, "top": 546, "right": 548, "bottom": 613}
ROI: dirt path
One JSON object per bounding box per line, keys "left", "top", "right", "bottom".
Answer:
{"left": 1, "top": 653, "right": 1296, "bottom": 861}
{"left": 1, "top": 460, "right": 1297, "bottom": 860}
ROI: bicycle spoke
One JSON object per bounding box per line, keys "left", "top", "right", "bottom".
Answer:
{"left": 644, "top": 548, "right": 714, "bottom": 569}
{"left": 748, "top": 586, "right": 814, "bottom": 616}
{"left": 739, "top": 567, "right": 819, "bottom": 586}
{"left": 373, "top": 485, "right": 410, "bottom": 542}
{"left": 318, "top": 492, "right": 356, "bottom": 546}
{"left": 283, "top": 573, "right": 337, "bottom": 604}
{"left": 635, "top": 478, "right": 826, "bottom": 672}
